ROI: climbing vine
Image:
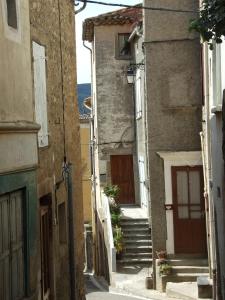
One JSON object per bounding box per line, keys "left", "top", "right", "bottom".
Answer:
{"left": 190, "top": 0, "right": 225, "bottom": 49}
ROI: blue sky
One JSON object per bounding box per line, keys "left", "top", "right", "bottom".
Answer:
{"left": 75, "top": 0, "right": 139, "bottom": 84}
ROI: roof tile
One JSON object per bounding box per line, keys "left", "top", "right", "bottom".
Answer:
{"left": 83, "top": 5, "right": 142, "bottom": 42}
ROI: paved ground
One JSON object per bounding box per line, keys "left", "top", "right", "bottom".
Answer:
{"left": 86, "top": 291, "right": 151, "bottom": 300}
{"left": 85, "top": 276, "right": 150, "bottom": 300}
{"left": 85, "top": 266, "right": 184, "bottom": 300}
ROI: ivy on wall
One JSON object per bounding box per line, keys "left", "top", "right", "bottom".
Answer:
{"left": 190, "top": 0, "right": 225, "bottom": 49}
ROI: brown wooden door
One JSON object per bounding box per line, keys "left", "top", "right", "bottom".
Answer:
{"left": 40, "top": 206, "right": 51, "bottom": 300}
{"left": 172, "top": 166, "right": 207, "bottom": 254}
{"left": 110, "top": 155, "right": 135, "bottom": 204}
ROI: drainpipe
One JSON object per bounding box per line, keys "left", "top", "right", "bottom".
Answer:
{"left": 83, "top": 40, "right": 98, "bottom": 271}
{"left": 65, "top": 163, "right": 77, "bottom": 300}
{"left": 83, "top": 41, "right": 95, "bottom": 209}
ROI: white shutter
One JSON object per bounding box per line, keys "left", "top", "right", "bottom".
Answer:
{"left": 221, "top": 41, "right": 225, "bottom": 95}
{"left": 32, "top": 42, "right": 48, "bottom": 147}
{"left": 135, "top": 69, "right": 142, "bottom": 119}
{"left": 138, "top": 156, "right": 148, "bottom": 208}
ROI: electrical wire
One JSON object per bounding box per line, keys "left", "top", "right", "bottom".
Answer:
{"left": 75, "top": 0, "right": 198, "bottom": 13}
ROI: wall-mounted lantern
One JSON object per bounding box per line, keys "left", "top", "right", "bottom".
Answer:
{"left": 126, "top": 67, "right": 135, "bottom": 84}
{"left": 126, "top": 63, "right": 145, "bottom": 84}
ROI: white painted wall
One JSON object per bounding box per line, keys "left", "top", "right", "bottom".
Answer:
{"left": 202, "top": 40, "right": 225, "bottom": 297}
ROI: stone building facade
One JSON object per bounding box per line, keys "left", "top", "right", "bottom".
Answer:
{"left": 30, "top": 0, "right": 85, "bottom": 299}
{"left": 201, "top": 39, "right": 225, "bottom": 298}
{"left": 83, "top": 8, "right": 142, "bottom": 280}
{"left": 0, "top": 0, "right": 39, "bottom": 299}
{"left": 143, "top": 0, "right": 204, "bottom": 288}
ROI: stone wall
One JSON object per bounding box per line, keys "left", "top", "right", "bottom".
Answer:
{"left": 143, "top": 0, "right": 202, "bottom": 285}
{"left": 30, "top": 0, "right": 85, "bottom": 299}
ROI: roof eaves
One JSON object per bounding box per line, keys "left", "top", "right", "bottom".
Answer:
{"left": 82, "top": 6, "right": 142, "bottom": 42}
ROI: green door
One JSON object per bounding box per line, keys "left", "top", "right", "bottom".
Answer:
{"left": 0, "top": 190, "right": 25, "bottom": 300}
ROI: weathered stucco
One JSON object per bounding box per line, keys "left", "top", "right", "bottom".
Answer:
{"left": 30, "top": 0, "right": 85, "bottom": 299}
{"left": 80, "top": 120, "right": 92, "bottom": 223}
{"left": 0, "top": 1, "right": 39, "bottom": 298}
{"left": 144, "top": 0, "right": 202, "bottom": 277}
{"left": 94, "top": 24, "right": 135, "bottom": 159}
{"left": 0, "top": 0, "right": 33, "bottom": 122}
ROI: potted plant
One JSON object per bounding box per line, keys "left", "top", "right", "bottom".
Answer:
{"left": 104, "top": 184, "right": 120, "bottom": 203}
{"left": 113, "top": 225, "right": 124, "bottom": 259}
{"left": 159, "top": 262, "right": 172, "bottom": 276}
{"left": 111, "top": 212, "right": 121, "bottom": 227}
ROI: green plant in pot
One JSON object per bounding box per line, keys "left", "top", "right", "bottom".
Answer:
{"left": 111, "top": 212, "right": 121, "bottom": 227}
{"left": 159, "top": 262, "right": 172, "bottom": 276}
{"left": 104, "top": 184, "right": 120, "bottom": 201}
{"left": 113, "top": 225, "right": 124, "bottom": 259}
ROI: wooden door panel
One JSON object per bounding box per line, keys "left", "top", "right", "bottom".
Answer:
{"left": 40, "top": 206, "right": 51, "bottom": 300}
{"left": 0, "top": 190, "right": 24, "bottom": 300}
{"left": 110, "top": 155, "right": 135, "bottom": 204}
{"left": 172, "top": 166, "right": 207, "bottom": 254}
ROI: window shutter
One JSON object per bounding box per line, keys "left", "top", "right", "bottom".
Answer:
{"left": 33, "top": 42, "right": 48, "bottom": 147}
{"left": 221, "top": 41, "right": 225, "bottom": 94}
{"left": 135, "top": 69, "right": 142, "bottom": 119}
{"left": 138, "top": 156, "right": 148, "bottom": 208}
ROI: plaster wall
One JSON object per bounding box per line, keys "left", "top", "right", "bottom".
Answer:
{"left": 203, "top": 42, "right": 225, "bottom": 298}
{"left": 143, "top": 0, "right": 202, "bottom": 259}
{"left": 0, "top": 2, "right": 39, "bottom": 297}
{"left": 0, "top": 0, "right": 33, "bottom": 122}
{"left": 93, "top": 24, "right": 140, "bottom": 204}
{"left": 94, "top": 25, "right": 135, "bottom": 162}
{"left": 80, "top": 121, "right": 92, "bottom": 223}
{"left": 30, "top": 0, "right": 85, "bottom": 299}
{"left": 133, "top": 33, "right": 149, "bottom": 209}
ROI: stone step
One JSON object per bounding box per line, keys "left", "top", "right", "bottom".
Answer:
{"left": 124, "top": 239, "right": 152, "bottom": 246}
{"left": 172, "top": 265, "right": 209, "bottom": 274}
{"left": 120, "top": 218, "right": 149, "bottom": 223}
{"left": 125, "top": 245, "right": 152, "bottom": 253}
{"left": 120, "top": 221, "right": 149, "bottom": 228}
{"left": 123, "top": 234, "right": 151, "bottom": 241}
{"left": 123, "top": 236, "right": 151, "bottom": 242}
{"left": 164, "top": 273, "right": 209, "bottom": 282}
{"left": 168, "top": 259, "right": 208, "bottom": 267}
{"left": 122, "top": 227, "right": 151, "bottom": 234}
{"left": 118, "top": 257, "right": 153, "bottom": 265}
{"left": 166, "top": 282, "right": 212, "bottom": 300}
{"left": 122, "top": 252, "right": 152, "bottom": 259}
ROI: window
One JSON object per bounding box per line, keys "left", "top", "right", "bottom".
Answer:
{"left": 116, "top": 33, "right": 131, "bottom": 59}
{"left": 0, "top": 190, "right": 25, "bottom": 300}
{"left": 135, "top": 69, "right": 142, "bottom": 119}
{"left": 6, "top": 0, "right": 17, "bottom": 29}
{"left": 176, "top": 169, "right": 202, "bottom": 220}
{"left": 32, "top": 42, "right": 49, "bottom": 147}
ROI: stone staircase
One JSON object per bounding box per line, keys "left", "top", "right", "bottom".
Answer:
{"left": 157, "top": 257, "right": 209, "bottom": 292}
{"left": 118, "top": 218, "right": 152, "bottom": 265}
{"left": 168, "top": 258, "right": 209, "bottom": 282}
